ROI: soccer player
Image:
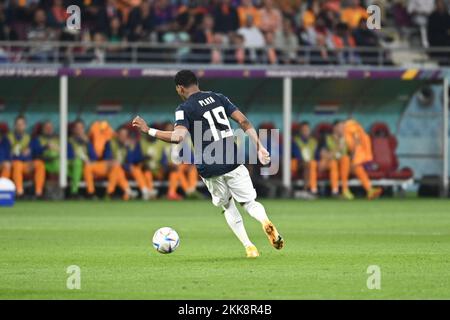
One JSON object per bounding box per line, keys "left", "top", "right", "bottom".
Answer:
{"left": 9, "top": 116, "right": 46, "bottom": 198}
{"left": 335, "top": 119, "right": 383, "bottom": 200}
{"left": 132, "top": 70, "right": 284, "bottom": 258}
{"left": 291, "top": 121, "right": 319, "bottom": 196}
{"left": 318, "top": 121, "right": 353, "bottom": 200}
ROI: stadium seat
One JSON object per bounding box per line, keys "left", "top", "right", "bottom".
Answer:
{"left": 313, "top": 122, "right": 333, "bottom": 141}
{"left": 369, "top": 122, "right": 413, "bottom": 180}
{"left": 0, "top": 122, "right": 9, "bottom": 135}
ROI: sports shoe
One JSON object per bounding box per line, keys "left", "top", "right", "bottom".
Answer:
{"left": 262, "top": 220, "right": 284, "bottom": 250}
{"left": 245, "top": 245, "right": 259, "bottom": 258}
{"left": 368, "top": 187, "right": 383, "bottom": 200}
{"left": 342, "top": 189, "right": 355, "bottom": 200}
{"left": 167, "top": 192, "right": 183, "bottom": 201}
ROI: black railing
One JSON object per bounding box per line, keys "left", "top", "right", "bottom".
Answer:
{"left": 0, "top": 41, "right": 449, "bottom": 66}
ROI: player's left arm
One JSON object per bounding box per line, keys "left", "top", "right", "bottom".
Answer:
{"left": 132, "top": 116, "right": 188, "bottom": 144}
{"left": 230, "top": 110, "right": 270, "bottom": 165}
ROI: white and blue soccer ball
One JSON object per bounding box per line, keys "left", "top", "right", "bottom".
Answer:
{"left": 152, "top": 227, "right": 180, "bottom": 254}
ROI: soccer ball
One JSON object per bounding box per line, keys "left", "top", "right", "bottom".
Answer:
{"left": 152, "top": 227, "right": 180, "bottom": 254}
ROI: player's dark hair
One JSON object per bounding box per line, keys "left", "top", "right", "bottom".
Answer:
{"left": 174, "top": 70, "right": 198, "bottom": 88}
{"left": 299, "top": 121, "right": 310, "bottom": 128}
{"left": 333, "top": 119, "right": 343, "bottom": 126}
{"left": 15, "top": 115, "right": 26, "bottom": 123}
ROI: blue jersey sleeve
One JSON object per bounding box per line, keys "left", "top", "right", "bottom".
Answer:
{"left": 217, "top": 93, "right": 238, "bottom": 116}
{"left": 174, "top": 104, "right": 190, "bottom": 129}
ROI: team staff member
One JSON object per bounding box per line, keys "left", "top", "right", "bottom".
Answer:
{"left": 292, "top": 121, "right": 320, "bottom": 195}
{"left": 9, "top": 116, "right": 45, "bottom": 198}
{"left": 319, "top": 121, "right": 354, "bottom": 200}
{"left": 31, "top": 121, "right": 59, "bottom": 175}
{"left": 107, "top": 126, "right": 137, "bottom": 200}
{"left": 129, "top": 130, "right": 166, "bottom": 200}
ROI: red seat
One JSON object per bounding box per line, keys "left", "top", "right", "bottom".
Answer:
{"left": 0, "top": 122, "right": 9, "bottom": 135}
{"left": 313, "top": 122, "right": 333, "bottom": 141}
{"left": 369, "top": 122, "right": 413, "bottom": 180}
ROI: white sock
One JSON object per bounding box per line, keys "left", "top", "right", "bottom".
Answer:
{"left": 223, "top": 199, "right": 253, "bottom": 248}
{"left": 243, "top": 200, "right": 269, "bottom": 224}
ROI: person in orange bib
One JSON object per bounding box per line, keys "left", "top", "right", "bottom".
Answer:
{"left": 83, "top": 124, "right": 135, "bottom": 200}
{"left": 336, "top": 119, "right": 382, "bottom": 200}
{"left": 8, "top": 116, "right": 46, "bottom": 199}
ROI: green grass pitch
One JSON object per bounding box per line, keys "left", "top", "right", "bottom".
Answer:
{"left": 1, "top": 199, "right": 450, "bottom": 299}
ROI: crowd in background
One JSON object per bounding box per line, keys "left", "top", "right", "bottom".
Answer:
{"left": 0, "top": 115, "right": 389, "bottom": 200}
{"left": 0, "top": 0, "right": 449, "bottom": 64}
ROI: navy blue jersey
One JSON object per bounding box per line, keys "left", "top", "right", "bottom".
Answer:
{"left": 174, "top": 91, "right": 240, "bottom": 178}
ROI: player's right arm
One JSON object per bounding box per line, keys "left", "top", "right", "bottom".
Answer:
{"left": 230, "top": 110, "right": 271, "bottom": 165}
{"left": 132, "top": 116, "right": 188, "bottom": 144}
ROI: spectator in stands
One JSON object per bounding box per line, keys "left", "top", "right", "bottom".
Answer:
{"left": 31, "top": 121, "right": 59, "bottom": 176}
{"left": 352, "top": 18, "right": 380, "bottom": 65}
{"left": 47, "top": 0, "right": 68, "bottom": 28}
{"left": 67, "top": 120, "right": 90, "bottom": 198}
{"left": 259, "top": 0, "right": 283, "bottom": 34}
{"left": 237, "top": 0, "right": 261, "bottom": 28}
{"left": 127, "top": 0, "right": 154, "bottom": 41}
{"left": 318, "top": 120, "right": 354, "bottom": 200}
{"left": 340, "top": 0, "right": 369, "bottom": 29}
{"left": 291, "top": 121, "right": 319, "bottom": 196}
{"left": 9, "top": 116, "right": 46, "bottom": 199}
{"left": 275, "top": 18, "right": 299, "bottom": 64}
{"left": 108, "top": 16, "right": 125, "bottom": 43}
{"left": 392, "top": 0, "right": 411, "bottom": 27}
{"left": 107, "top": 126, "right": 137, "bottom": 200}
{"left": 0, "top": 129, "right": 11, "bottom": 179}
{"left": 153, "top": 0, "right": 177, "bottom": 41}
{"left": 302, "top": 0, "right": 320, "bottom": 29}
{"left": 427, "top": 0, "right": 450, "bottom": 48}
{"left": 264, "top": 31, "right": 278, "bottom": 64}
{"left": 192, "top": 14, "right": 222, "bottom": 63}
{"left": 336, "top": 119, "right": 383, "bottom": 200}
{"left": 225, "top": 33, "right": 246, "bottom": 64}
{"left": 304, "top": 15, "right": 334, "bottom": 64}
{"left": 27, "top": 8, "right": 57, "bottom": 61}
{"left": 237, "top": 15, "right": 265, "bottom": 63}
{"left": 275, "top": 0, "right": 302, "bottom": 20}
{"left": 407, "top": 0, "right": 436, "bottom": 47}
{"left": 96, "top": 0, "right": 123, "bottom": 36}
{"left": 213, "top": 0, "right": 239, "bottom": 35}
{"left": 333, "top": 22, "right": 360, "bottom": 65}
